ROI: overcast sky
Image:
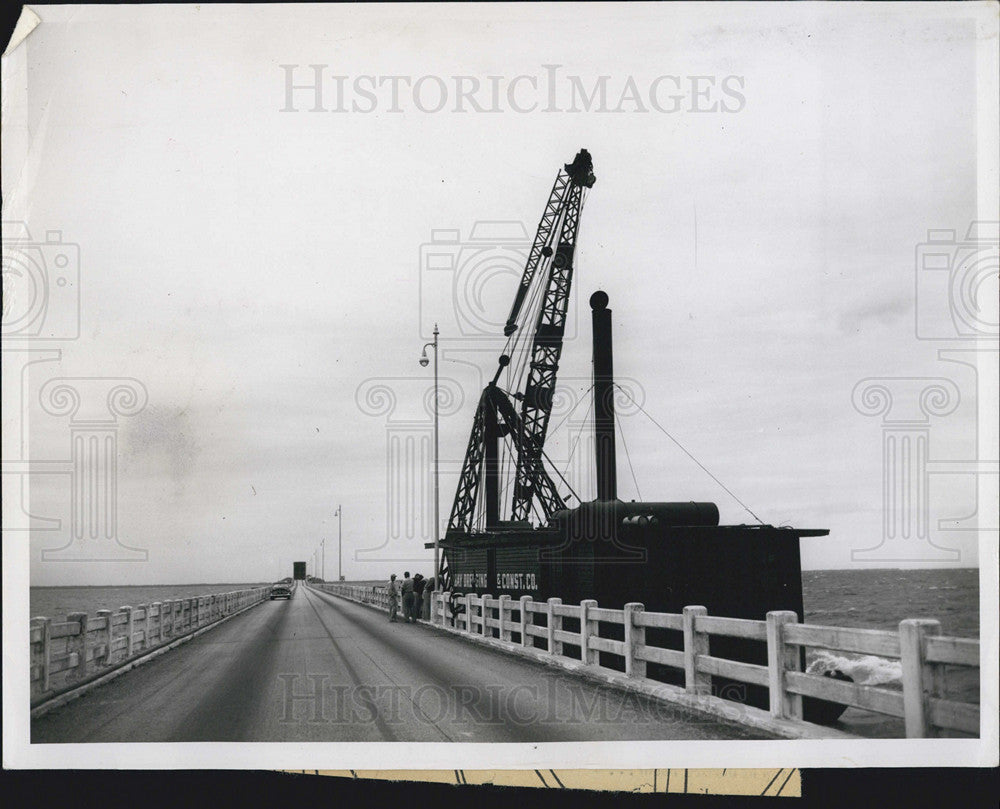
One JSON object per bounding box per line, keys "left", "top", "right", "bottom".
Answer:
{"left": 3, "top": 4, "right": 996, "bottom": 586}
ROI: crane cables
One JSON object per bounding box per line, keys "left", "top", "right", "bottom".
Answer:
{"left": 612, "top": 383, "right": 764, "bottom": 525}
{"left": 615, "top": 409, "right": 643, "bottom": 502}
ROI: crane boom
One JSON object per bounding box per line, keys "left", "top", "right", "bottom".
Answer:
{"left": 503, "top": 173, "right": 571, "bottom": 336}
{"left": 444, "top": 149, "right": 595, "bottom": 545}
{"left": 510, "top": 149, "right": 595, "bottom": 521}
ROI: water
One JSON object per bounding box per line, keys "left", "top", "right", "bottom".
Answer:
{"left": 800, "top": 568, "right": 980, "bottom": 737}
{"left": 29, "top": 583, "right": 270, "bottom": 622}
{"left": 802, "top": 568, "right": 979, "bottom": 637}
{"left": 801, "top": 567, "right": 980, "bottom": 687}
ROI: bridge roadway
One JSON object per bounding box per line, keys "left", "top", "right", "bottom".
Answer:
{"left": 32, "top": 585, "right": 772, "bottom": 742}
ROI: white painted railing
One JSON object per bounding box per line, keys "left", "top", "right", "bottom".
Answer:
{"left": 29, "top": 584, "right": 272, "bottom": 705}
{"left": 315, "top": 583, "right": 980, "bottom": 739}
{"left": 314, "top": 582, "right": 393, "bottom": 609}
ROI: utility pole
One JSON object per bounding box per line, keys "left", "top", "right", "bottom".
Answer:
{"left": 419, "top": 325, "right": 441, "bottom": 583}
{"left": 335, "top": 504, "right": 342, "bottom": 581}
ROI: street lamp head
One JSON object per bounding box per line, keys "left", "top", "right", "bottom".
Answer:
{"left": 419, "top": 348, "right": 429, "bottom": 367}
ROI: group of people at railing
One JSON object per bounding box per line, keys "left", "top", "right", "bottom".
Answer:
{"left": 385, "top": 572, "right": 435, "bottom": 623}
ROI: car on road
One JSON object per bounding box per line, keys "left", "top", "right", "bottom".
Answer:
{"left": 269, "top": 583, "right": 292, "bottom": 600}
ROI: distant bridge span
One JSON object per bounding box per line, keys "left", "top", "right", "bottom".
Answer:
{"left": 32, "top": 585, "right": 769, "bottom": 743}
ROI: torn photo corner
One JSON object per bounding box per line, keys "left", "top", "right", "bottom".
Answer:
{"left": 2, "top": 2, "right": 997, "bottom": 773}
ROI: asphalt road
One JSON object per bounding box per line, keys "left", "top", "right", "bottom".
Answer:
{"left": 32, "top": 585, "right": 772, "bottom": 742}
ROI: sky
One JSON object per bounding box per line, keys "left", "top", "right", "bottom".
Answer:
{"left": 2, "top": 3, "right": 997, "bottom": 586}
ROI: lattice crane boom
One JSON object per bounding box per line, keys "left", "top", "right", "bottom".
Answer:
{"left": 445, "top": 149, "right": 595, "bottom": 539}
{"left": 510, "top": 150, "right": 595, "bottom": 521}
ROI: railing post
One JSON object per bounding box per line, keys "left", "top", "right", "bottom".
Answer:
{"left": 151, "top": 602, "right": 162, "bottom": 644}
{"left": 481, "top": 594, "right": 493, "bottom": 638}
{"left": 683, "top": 605, "right": 710, "bottom": 695}
{"left": 580, "top": 600, "right": 598, "bottom": 665}
{"left": 463, "top": 594, "right": 473, "bottom": 633}
{"left": 36, "top": 617, "right": 52, "bottom": 692}
{"left": 519, "top": 596, "right": 533, "bottom": 648}
{"left": 498, "top": 595, "right": 511, "bottom": 642}
{"left": 67, "top": 612, "right": 89, "bottom": 680}
{"left": 900, "top": 618, "right": 942, "bottom": 738}
{"left": 624, "top": 602, "right": 646, "bottom": 678}
{"left": 139, "top": 604, "right": 150, "bottom": 651}
{"left": 547, "top": 598, "right": 563, "bottom": 656}
{"left": 121, "top": 606, "right": 134, "bottom": 659}
{"left": 766, "top": 610, "right": 802, "bottom": 719}
{"left": 96, "top": 609, "right": 113, "bottom": 665}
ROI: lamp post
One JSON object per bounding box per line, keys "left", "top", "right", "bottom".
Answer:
{"left": 334, "top": 504, "right": 342, "bottom": 581}
{"left": 419, "top": 324, "right": 441, "bottom": 584}
{"left": 321, "top": 536, "right": 325, "bottom": 582}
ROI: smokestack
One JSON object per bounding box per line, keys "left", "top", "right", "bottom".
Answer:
{"left": 590, "top": 290, "right": 617, "bottom": 501}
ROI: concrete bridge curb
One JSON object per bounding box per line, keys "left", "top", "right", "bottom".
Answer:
{"left": 30, "top": 596, "right": 270, "bottom": 719}
{"left": 307, "top": 584, "right": 858, "bottom": 741}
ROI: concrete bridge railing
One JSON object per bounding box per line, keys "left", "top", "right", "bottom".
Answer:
{"left": 314, "top": 582, "right": 393, "bottom": 610}
{"left": 314, "top": 584, "right": 980, "bottom": 739}
{"left": 30, "top": 585, "right": 271, "bottom": 707}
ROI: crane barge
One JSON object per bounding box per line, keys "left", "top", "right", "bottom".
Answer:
{"left": 427, "top": 150, "right": 842, "bottom": 720}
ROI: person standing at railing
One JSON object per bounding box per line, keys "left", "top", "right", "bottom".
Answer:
{"left": 401, "top": 572, "right": 415, "bottom": 623}
{"left": 387, "top": 574, "right": 399, "bottom": 623}
{"left": 413, "top": 574, "right": 425, "bottom": 622}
